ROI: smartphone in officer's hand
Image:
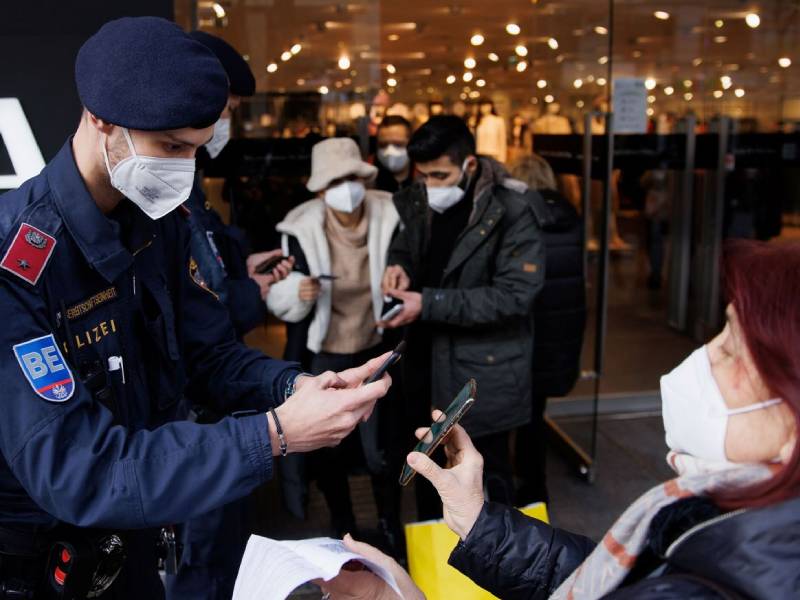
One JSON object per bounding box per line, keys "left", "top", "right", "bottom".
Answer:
{"left": 380, "top": 296, "right": 405, "bottom": 322}
{"left": 399, "top": 378, "right": 477, "bottom": 486}
{"left": 255, "top": 255, "right": 289, "bottom": 275}
{"left": 364, "top": 341, "right": 406, "bottom": 385}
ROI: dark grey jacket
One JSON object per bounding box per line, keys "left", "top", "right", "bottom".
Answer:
{"left": 388, "top": 158, "right": 545, "bottom": 438}
{"left": 449, "top": 497, "right": 800, "bottom": 599}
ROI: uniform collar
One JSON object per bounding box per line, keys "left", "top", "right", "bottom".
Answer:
{"left": 45, "top": 139, "right": 140, "bottom": 283}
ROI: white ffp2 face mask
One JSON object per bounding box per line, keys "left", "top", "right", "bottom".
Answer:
{"left": 324, "top": 180, "right": 366, "bottom": 213}
{"left": 377, "top": 144, "right": 409, "bottom": 173}
{"left": 102, "top": 128, "right": 195, "bottom": 220}
{"left": 205, "top": 117, "right": 231, "bottom": 159}
{"left": 660, "top": 345, "right": 782, "bottom": 462}
{"left": 426, "top": 159, "right": 471, "bottom": 214}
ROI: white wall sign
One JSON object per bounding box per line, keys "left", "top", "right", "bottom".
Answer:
{"left": 612, "top": 78, "right": 648, "bottom": 134}
{"left": 0, "top": 98, "right": 46, "bottom": 190}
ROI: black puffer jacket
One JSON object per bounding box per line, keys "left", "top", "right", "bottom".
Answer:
{"left": 449, "top": 497, "right": 800, "bottom": 599}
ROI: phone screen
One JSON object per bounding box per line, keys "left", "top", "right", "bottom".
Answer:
{"left": 399, "top": 378, "right": 477, "bottom": 486}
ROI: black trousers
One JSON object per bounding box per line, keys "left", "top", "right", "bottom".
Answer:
{"left": 309, "top": 344, "right": 403, "bottom": 534}
{"left": 514, "top": 393, "right": 549, "bottom": 505}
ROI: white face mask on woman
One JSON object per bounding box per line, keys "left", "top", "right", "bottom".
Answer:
{"left": 660, "top": 345, "right": 782, "bottom": 462}
{"left": 324, "top": 180, "right": 366, "bottom": 213}
{"left": 426, "top": 159, "right": 470, "bottom": 214}
{"left": 102, "top": 128, "right": 195, "bottom": 220}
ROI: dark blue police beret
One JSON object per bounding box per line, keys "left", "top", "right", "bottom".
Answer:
{"left": 189, "top": 31, "right": 256, "bottom": 97}
{"left": 75, "top": 17, "right": 229, "bottom": 131}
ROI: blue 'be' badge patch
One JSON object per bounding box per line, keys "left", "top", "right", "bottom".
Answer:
{"left": 13, "top": 334, "right": 75, "bottom": 402}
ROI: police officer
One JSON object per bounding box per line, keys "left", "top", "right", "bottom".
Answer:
{"left": 164, "top": 31, "right": 292, "bottom": 600}
{"left": 0, "top": 17, "right": 390, "bottom": 599}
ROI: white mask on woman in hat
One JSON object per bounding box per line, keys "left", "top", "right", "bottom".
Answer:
{"left": 324, "top": 180, "right": 366, "bottom": 214}
{"left": 102, "top": 128, "right": 195, "bottom": 220}
{"left": 660, "top": 345, "right": 782, "bottom": 462}
{"left": 205, "top": 117, "right": 231, "bottom": 159}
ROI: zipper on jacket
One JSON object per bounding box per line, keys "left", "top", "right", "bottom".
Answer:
{"left": 664, "top": 508, "right": 747, "bottom": 559}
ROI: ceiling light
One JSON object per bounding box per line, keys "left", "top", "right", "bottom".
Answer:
{"left": 446, "top": 74, "right": 456, "bottom": 84}
{"left": 338, "top": 55, "right": 351, "bottom": 70}
{"left": 577, "top": 100, "right": 585, "bottom": 108}
{"left": 544, "top": 94, "right": 555, "bottom": 103}
{"left": 386, "top": 64, "right": 396, "bottom": 74}
{"left": 463, "top": 71, "right": 474, "bottom": 82}
{"left": 547, "top": 37, "right": 559, "bottom": 50}
{"left": 586, "top": 75, "right": 595, "bottom": 83}
{"left": 506, "top": 23, "right": 521, "bottom": 36}
{"left": 530, "top": 97, "right": 539, "bottom": 104}
{"left": 573, "top": 78, "right": 583, "bottom": 88}
{"left": 735, "top": 88, "right": 745, "bottom": 97}
{"left": 281, "top": 51, "right": 292, "bottom": 61}
{"left": 464, "top": 57, "right": 477, "bottom": 69}
{"left": 654, "top": 11, "right": 670, "bottom": 20}
{"left": 469, "top": 90, "right": 480, "bottom": 99}
{"left": 597, "top": 77, "right": 607, "bottom": 86}
{"left": 296, "top": 78, "right": 305, "bottom": 85}
{"left": 633, "top": 50, "right": 643, "bottom": 58}
{"left": 648, "top": 95, "right": 656, "bottom": 103}
{"left": 476, "top": 79, "right": 486, "bottom": 87}
{"left": 598, "top": 55, "right": 609, "bottom": 65}
{"left": 684, "top": 79, "right": 693, "bottom": 88}
{"left": 556, "top": 55, "right": 565, "bottom": 63}
{"left": 516, "top": 61, "right": 528, "bottom": 72}
{"left": 595, "top": 26, "right": 608, "bottom": 35}
{"left": 721, "top": 75, "right": 732, "bottom": 89}
{"left": 388, "top": 34, "right": 400, "bottom": 41}
{"left": 713, "top": 90, "right": 724, "bottom": 98}
{"left": 693, "top": 58, "right": 703, "bottom": 67}
{"left": 745, "top": 13, "right": 760, "bottom": 29}
{"left": 318, "top": 86, "right": 329, "bottom": 94}
{"left": 266, "top": 63, "right": 278, "bottom": 73}
{"left": 471, "top": 33, "right": 485, "bottom": 46}
{"left": 684, "top": 92, "right": 693, "bottom": 101}
{"left": 486, "top": 53, "right": 499, "bottom": 63}
{"left": 714, "top": 36, "right": 727, "bottom": 44}
{"left": 715, "top": 20, "right": 724, "bottom": 28}
{"left": 291, "top": 43, "right": 302, "bottom": 55}
{"left": 645, "top": 77, "right": 657, "bottom": 90}
{"left": 386, "top": 78, "right": 397, "bottom": 87}
{"left": 515, "top": 45, "right": 528, "bottom": 57}
{"left": 647, "top": 107, "right": 655, "bottom": 116}
{"left": 211, "top": 2, "right": 226, "bottom": 19}
{"left": 537, "top": 79, "right": 547, "bottom": 88}
{"left": 664, "top": 86, "right": 674, "bottom": 95}
{"left": 779, "top": 57, "right": 792, "bottom": 68}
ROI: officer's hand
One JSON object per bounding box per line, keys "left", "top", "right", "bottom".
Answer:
{"left": 382, "top": 265, "right": 410, "bottom": 295}
{"left": 269, "top": 355, "right": 392, "bottom": 454}
{"left": 298, "top": 277, "right": 322, "bottom": 302}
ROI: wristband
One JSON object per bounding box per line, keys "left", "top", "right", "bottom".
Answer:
{"left": 269, "top": 408, "right": 288, "bottom": 457}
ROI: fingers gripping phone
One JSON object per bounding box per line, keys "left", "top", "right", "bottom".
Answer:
{"left": 399, "top": 379, "right": 477, "bottom": 486}
{"left": 380, "top": 296, "right": 404, "bottom": 322}
{"left": 254, "top": 255, "right": 288, "bottom": 275}
{"left": 363, "top": 341, "right": 406, "bottom": 385}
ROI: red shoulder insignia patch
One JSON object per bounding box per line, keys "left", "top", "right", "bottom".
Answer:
{"left": 0, "top": 223, "right": 57, "bottom": 285}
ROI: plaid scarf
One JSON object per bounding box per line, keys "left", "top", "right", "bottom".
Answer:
{"left": 550, "top": 452, "right": 774, "bottom": 600}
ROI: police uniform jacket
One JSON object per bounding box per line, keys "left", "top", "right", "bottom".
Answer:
{"left": 0, "top": 140, "right": 298, "bottom": 532}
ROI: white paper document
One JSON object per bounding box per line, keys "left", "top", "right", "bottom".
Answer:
{"left": 232, "top": 535, "right": 402, "bottom": 600}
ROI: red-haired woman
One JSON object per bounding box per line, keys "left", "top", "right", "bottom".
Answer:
{"left": 319, "top": 240, "right": 800, "bottom": 599}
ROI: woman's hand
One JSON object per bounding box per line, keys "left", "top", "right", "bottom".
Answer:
{"left": 298, "top": 277, "right": 322, "bottom": 302}
{"left": 318, "top": 534, "right": 425, "bottom": 600}
{"left": 407, "top": 415, "right": 485, "bottom": 540}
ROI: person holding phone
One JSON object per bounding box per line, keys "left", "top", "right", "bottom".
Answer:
{"left": 380, "top": 115, "right": 544, "bottom": 516}
{"left": 267, "top": 138, "right": 404, "bottom": 551}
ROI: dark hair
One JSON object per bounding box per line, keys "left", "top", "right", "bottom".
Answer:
{"left": 378, "top": 115, "right": 412, "bottom": 133}
{"left": 713, "top": 240, "right": 800, "bottom": 509}
{"left": 408, "top": 115, "right": 475, "bottom": 165}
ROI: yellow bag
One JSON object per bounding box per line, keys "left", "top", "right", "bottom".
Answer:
{"left": 405, "top": 503, "right": 549, "bottom": 600}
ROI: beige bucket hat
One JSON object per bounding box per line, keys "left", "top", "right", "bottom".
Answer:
{"left": 306, "top": 137, "right": 377, "bottom": 192}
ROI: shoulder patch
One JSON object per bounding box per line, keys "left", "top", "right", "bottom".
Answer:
{"left": 0, "top": 223, "right": 56, "bottom": 285}
{"left": 13, "top": 333, "right": 75, "bottom": 402}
